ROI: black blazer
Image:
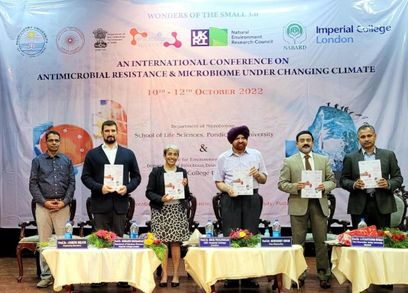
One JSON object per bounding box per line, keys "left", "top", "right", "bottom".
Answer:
{"left": 145, "top": 166, "right": 191, "bottom": 211}
{"left": 340, "top": 148, "right": 403, "bottom": 215}
{"left": 81, "top": 145, "right": 141, "bottom": 214}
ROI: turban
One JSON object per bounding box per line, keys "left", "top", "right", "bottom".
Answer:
{"left": 227, "top": 125, "right": 250, "bottom": 144}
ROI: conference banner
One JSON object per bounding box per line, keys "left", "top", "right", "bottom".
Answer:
{"left": 1, "top": 0, "right": 407, "bottom": 227}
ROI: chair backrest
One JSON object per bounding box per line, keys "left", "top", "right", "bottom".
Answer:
{"left": 390, "top": 187, "right": 408, "bottom": 230}
{"left": 186, "top": 194, "right": 198, "bottom": 231}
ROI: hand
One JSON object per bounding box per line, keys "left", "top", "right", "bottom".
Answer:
{"left": 297, "top": 182, "right": 307, "bottom": 190}
{"left": 226, "top": 186, "right": 237, "bottom": 197}
{"left": 377, "top": 178, "right": 389, "bottom": 189}
{"left": 102, "top": 184, "right": 116, "bottom": 194}
{"left": 44, "top": 200, "right": 60, "bottom": 212}
{"left": 249, "top": 167, "right": 260, "bottom": 179}
{"left": 116, "top": 185, "right": 127, "bottom": 195}
{"left": 354, "top": 179, "right": 365, "bottom": 190}
{"left": 162, "top": 194, "right": 174, "bottom": 202}
{"left": 315, "top": 183, "right": 325, "bottom": 192}
{"left": 182, "top": 178, "right": 188, "bottom": 186}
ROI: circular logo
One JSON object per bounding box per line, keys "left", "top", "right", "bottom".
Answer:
{"left": 16, "top": 27, "right": 48, "bottom": 57}
{"left": 56, "top": 27, "right": 85, "bottom": 54}
{"left": 286, "top": 23, "right": 304, "bottom": 40}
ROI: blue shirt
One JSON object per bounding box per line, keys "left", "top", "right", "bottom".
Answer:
{"left": 213, "top": 147, "right": 268, "bottom": 189}
{"left": 29, "top": 152, "right": 75, "bottom": 206}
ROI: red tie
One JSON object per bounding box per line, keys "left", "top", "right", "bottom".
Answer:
{"left": 304, "top": 154, "right": 312, "bottom": 170}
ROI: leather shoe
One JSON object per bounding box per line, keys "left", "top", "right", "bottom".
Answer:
{"left": 91, "top": 282, "right": 106, "bottom": 288}
{"left": 320, "top": 280, "right": 331, "bottom": 289}
{"left": 379, "top": 284, "right": 393, "bottom": 289}
{"left": 223, "top": 280, "right": 239, "bottom": 288}
{"left": 171, "top": 282, "right": 180, "bottom": 287}
{"left": 117, "top": 282, "right": 130, "bottom": 288}
{"left": 241, "top": 279, "right": 260, "bottom": 288}
{"left": 159, "top": 282, "right": 167, "bottom": 287}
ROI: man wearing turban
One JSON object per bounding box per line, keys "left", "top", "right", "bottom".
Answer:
{"left": 213, "top": 125, "right": 268, "bottom": 288}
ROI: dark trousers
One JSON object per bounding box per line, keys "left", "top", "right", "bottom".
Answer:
{"left": 220, "top": 192, "right": 262, "bottom": 236}
{"left": 351, "top": 196, "right": 390, "bottom": 229}
{"left": 94, "top": 211, "right": 127, "bottom": 237}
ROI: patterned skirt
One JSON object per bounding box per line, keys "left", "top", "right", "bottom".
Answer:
{"left": 151, "top": 202, "right": 190, "bottom": 242}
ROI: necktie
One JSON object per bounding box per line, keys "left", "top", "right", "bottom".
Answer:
{"left": 304, "top": 154, "right": 312, "bottom": 170}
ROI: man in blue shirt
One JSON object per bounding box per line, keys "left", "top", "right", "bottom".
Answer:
{"left": 29, "top": 130, "right": 75, "bottom": 288}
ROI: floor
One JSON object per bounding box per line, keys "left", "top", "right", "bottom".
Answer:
{"left": 2, "top": 256, "right": 408, "bottom": 292}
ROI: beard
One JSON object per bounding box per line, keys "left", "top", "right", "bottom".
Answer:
{"left": 104, "top": 136, "right": 116, "bottom": 145}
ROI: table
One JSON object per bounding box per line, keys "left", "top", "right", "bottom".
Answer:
{"left": 331, "top": 246, "right": 408, "bottom": 293}
{"left": 184, "top": 244, "right": 307, "bottom": 293}
{"left": 42, "top": 247, "right": 161, "bottom": 293}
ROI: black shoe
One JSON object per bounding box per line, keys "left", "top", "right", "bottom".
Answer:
{"left": 320, "top": 280, "right": 331, "bottom": 289}
{"left": 241, "top": 279, "right": 260, "bottom": 288}
{"left": 379, "top": 284, "right": 394, "bottom": 289}
{"left": 159, "top": 282, "right": 167, "bottom": 287}
{"left": 117, "top": 282, "right": 130, "bottom": 288}
{"left": 171, "top": 282, "right": 180, "bottom": 287}
{"left": 223, "top": 280, "right": 239, "bottom": 288}
{"left": 91, "top": 282, "right": 106, "bottom": 288}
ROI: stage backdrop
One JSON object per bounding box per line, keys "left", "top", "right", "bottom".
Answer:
{"left": 1, "top": 0, "right": 407, "bottom": 228}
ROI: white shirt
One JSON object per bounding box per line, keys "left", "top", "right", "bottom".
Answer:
{"left": 102, "top": 143, "right": 118, "bottom": 165}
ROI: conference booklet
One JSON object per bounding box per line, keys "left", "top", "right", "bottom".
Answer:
{"left": 301, "top": 170, "right": 322, "bottom": 198}
{"left": 232, "top": 168, "right": 253, "bottom": 195}
{"left": 103, "top": 164, "right": 123, "bottom": 191}
{"left": 359, "top": 159, "right": 382, "bottom": 188}
{"left": 164, "top": 172, "right": 185, "bottom": 199}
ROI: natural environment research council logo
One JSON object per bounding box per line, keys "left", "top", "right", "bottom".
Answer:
{"left": 16, "top": 27, "right": 48, "bottom": 57}
{"left": 283, "top": 22, "right": 307, "bottom": 44}
{"left": 191, "top": 27, "right": 228, "bottom": 46}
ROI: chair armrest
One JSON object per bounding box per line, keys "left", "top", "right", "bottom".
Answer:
{"left": 18, "top": 220, "right": 37, "bottom": 239}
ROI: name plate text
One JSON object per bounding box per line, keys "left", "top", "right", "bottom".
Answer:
{"left": 351, "top": 236, "right": 384, "bottom": 248}
{"left": 261, "top": 237, "right": 292, "bottom": 247}
{"left": 113, "top": 239, "right": 145, "bottom": 248}
{"left": 57, "top": 239, "right": 88, "bottom": 249}
{"left": 199, "top": 237, "right": 231, "bottom": 247}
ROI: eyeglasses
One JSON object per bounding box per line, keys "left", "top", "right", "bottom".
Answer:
{"left": 47, "top": 139, "right": 60, "bottom": 143}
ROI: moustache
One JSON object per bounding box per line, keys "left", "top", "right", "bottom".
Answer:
{"left": 302, "top": 144, "right": 310, "bottom": 148}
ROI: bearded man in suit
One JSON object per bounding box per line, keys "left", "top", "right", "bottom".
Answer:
{"left": 340, "top": 124, "right": 403, "bottom": 229}
{"left": 278, "top": 130, "right": 335, "bottom": 289}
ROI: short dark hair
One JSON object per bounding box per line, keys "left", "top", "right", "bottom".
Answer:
{"left": 296, "top": 130, "right": 314, "bottom": 142}
{"left": 357, "top": 123, "right": 375, "bottom": 135}
{"left": 101, "top": 120, "right": 118, "bottom": 131}
{"left": 45, "top": 130, "right": 60, "bottom": 140}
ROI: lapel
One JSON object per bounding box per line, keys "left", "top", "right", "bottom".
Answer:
{"left": 97, "top": 145, "right": 110, "bottom": 164}
{"left": 114, "top": 145, "right": 122, "bottom": 164}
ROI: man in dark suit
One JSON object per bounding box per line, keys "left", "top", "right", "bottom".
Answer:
{"left": 278, "top": 130, "right": 335, "bottom": 289}
{"left": 340, "top": 124, "right": 403, "bottom": 229}
{"left": 81, "top": 120, "right": 141, "bottom": 236}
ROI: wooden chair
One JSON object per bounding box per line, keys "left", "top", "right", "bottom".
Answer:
{"left": 16, "top": 198, "right": 76, "bottom": 282}
{"left": 78, "top": 196, "right": 135, "bottom": 237}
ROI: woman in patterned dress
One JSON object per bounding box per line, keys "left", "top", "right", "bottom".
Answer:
{"left": 145, "top": 144, "right": 191, "bottom": 287}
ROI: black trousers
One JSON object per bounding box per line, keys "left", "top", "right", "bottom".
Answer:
{"left": 94, "top": 211, "right": 127, "bottom": 237}
{"left": 351, "top": 195, "right": 390, "bottom": 229}
{"left": 220, "top": 192, "right": 262, "bottom": 236}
